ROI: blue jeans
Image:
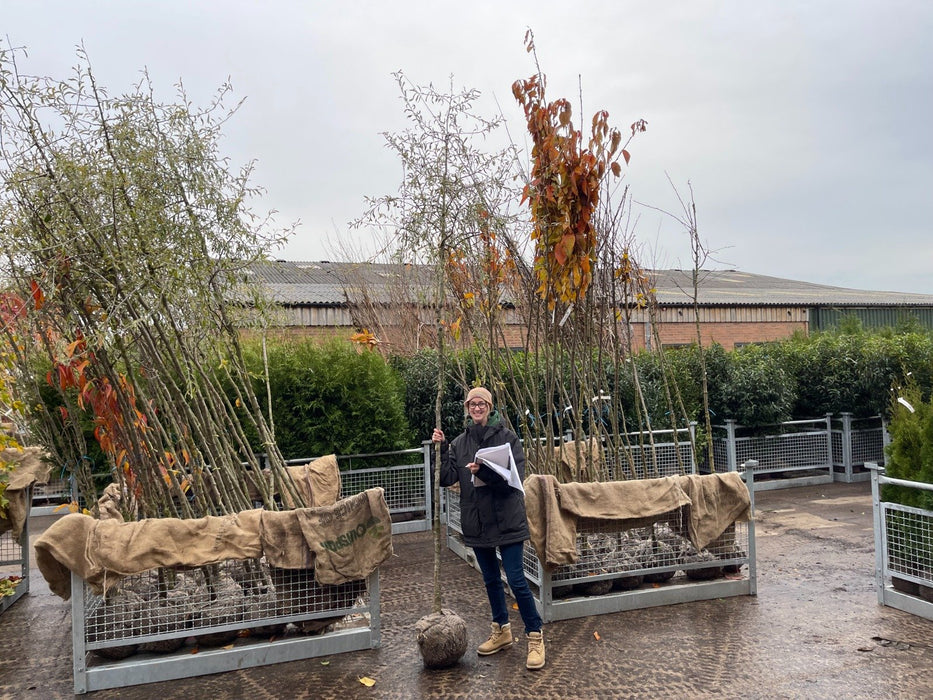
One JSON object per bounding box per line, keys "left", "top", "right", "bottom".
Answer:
{"left": 472, "top": 542, "right": 542, "bottom": 634}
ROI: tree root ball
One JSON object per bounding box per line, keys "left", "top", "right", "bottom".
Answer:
{"left": 415, "top": 609, "right": 468, "bottom": 669}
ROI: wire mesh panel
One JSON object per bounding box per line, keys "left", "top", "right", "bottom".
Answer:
{"left": 285, "top": 448, "right": 431, "bottom": 535}
{"left": 0, "top": 515, "right": 29, "bottom": 615}
{"left": 712, "top": 418, "right": 834, "bottom": 489}
{"left": 31, "top": 476, "right": 73, "bottom": 516}
{"left": 735, "top": 430, "right": 829, "bottom": 472}
{"left": 851, "top": 424, "right": 885, "bottom": 465}
{"left": 71, "top": 560, "right": 379, "bottom": 693}
{"left": 607, "top": 437, "right": 696, "bottom": 480}
{"left": 340, "top": 462, "right": 429, "bottom": 534}
{"left": 883, "top": 505, "right": 933, "bottom": 582}
{"left": 832, "top": 415, "right": 885, "bottom": 482}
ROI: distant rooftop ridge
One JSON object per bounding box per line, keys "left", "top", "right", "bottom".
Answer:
{"left": 249, "top": 260, "right": 933, "bottom": 308}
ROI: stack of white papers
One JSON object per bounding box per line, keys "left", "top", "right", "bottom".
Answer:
{"left": 472, "top": 443, "right": 525, "bottom": 495}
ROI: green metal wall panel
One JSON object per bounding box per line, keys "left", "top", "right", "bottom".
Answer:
{"left": 810, "top": 306, "right": 933, "bottom": 332}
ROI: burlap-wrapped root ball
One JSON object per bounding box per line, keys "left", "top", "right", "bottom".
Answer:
{"left": 415, "top": 609, "right": 468, "bottom": 669}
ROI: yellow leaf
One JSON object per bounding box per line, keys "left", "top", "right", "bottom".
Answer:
{"left": 320, "top": 660, "right": 330, "bottom": 666}
{"left": 222, "top": 643, "right": 235, "bottom": 650}
{"left": 594, "top": 631, "right": 601, "bottom": 641}
{"left": 358, "top": 677, "right": 376, "bottom": 687}
{"left": 511, "top": 603, "right": 519, "bottom": 610}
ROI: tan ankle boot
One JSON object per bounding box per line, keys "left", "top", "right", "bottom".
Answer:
{"left": 477, "top": 622, "right": 513, "bottom": 655}
{"left": 526, "top": 630, "right": 545, "bottom": 669}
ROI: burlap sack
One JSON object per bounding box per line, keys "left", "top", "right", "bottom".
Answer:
{"left": 554, "top": 438, "right": 603, "bottom": 483}
{"left": 674, "top": 472, "right": 751, "bottom": 550}
{"left": 524, "top": 474, "right": 578, "bottom": 568}
{"left": 34, "top": 510, "right": 264, "bottom": 599}
{"left": 261, "top": 488, "right": 393, "bottom": 585}
{"left": 297, "top": 488, "right": 393, "bottom": 585}
{"left": 523, "top": 472, "right": 750, "bottom": 569}
{"left": 0, "top": 446, "right": 51, "bottom": 540}
{"left": 282, "top": 454, "right": 342, "bottom": 508}
{"left": 34, "top": 513, "right": 104, "bottom": 599}
{"left": 89, "top": 509, "right": 264, "bottom": 576}
{"left": 96, "top": 482, "right": 128, "bottom": 521}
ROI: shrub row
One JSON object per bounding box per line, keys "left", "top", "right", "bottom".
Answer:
{"left": 33, "top": 328, "right": 933, "bottom": 467}
{"left": 242, "top": 327, "right": 933, "bottom": 458}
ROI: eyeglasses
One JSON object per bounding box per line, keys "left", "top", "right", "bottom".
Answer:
{"left": 467, "top": 401, "right": 489, "bottom": 409}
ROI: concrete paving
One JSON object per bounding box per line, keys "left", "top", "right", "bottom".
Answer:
{"left": 3, "top": 480, "right": 933, "bottom": 699}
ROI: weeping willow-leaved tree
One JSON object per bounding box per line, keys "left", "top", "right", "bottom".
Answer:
{"left": 354, "top": 70, "right": 519, "bottom": 668}
{"left": 0, "top": 43, "right": 304, "bottom": 519}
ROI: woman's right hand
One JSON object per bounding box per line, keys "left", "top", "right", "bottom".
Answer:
{"left": 431, "top": 428, "right": 445, "bottom": 443}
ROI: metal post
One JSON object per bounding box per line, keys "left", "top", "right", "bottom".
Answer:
{"left": 868, "top": 463, "right": 885, "bottom": 605}
{"left": 368, "top": 570, "right": 382, "bottom": 648}
{"left": 20, "top": 506, "right": 29, "bottom": 596}
{"left": 824, "top": 414, "right": 834, "bottom": 477}
{"left": 840, "top": 412, "right": 854, "bottom": 481}
{"left": 725, "top": 419, "right": 738, "bottom": 472}
{"left": 881, "top": 418, "right": 890, "bottom": 462}
{"left": 71, "top": 573, "right": 88, "bottom": 694}
{"left": 688, "top": 421, "right": 698, "bottom": 474}
{"left": 742, "top": 463, "right": 758, "bottom": 595}
{"left": 422, "top": 440, "right": 433, "bottom": 527}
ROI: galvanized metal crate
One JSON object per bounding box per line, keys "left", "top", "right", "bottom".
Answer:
{"left": 446, "top": 472, "right": 756, "bottom": 622}
{"left": 71, "top": 560, "right": 380, "bottom": 694}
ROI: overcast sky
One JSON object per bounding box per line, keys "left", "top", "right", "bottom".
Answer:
{"left": 6, "top": 1, "right": 933, "bottom": 293}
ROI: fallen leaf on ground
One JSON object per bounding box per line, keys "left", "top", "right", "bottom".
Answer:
{"left": 594, "top": 631, "right": 601, "bottom": 641}
{"left": 358, "top": 676, "right": 376, "bottom": 687}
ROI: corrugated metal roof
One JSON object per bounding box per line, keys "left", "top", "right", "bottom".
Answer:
{"left": 247, "top": 260, "right": 434, "bottom": 306}
{"left": 650, "top": 269, "right": 933, "bottom": 307}
{"left": 248, "top": 261, "right": 933, "bottom": 308}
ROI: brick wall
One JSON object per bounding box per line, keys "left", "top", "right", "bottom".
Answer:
{"left": 628, "top": 320, "right": 807, "bottom": 351}
{"left": 243, "top": 314, "right": 808, "bottom": 353}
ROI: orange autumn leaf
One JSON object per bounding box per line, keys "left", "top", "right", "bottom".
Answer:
{"left": 29, "top": 280, "right": 44, "bottom": 310}
{"left": 350, "top": 329, "right": 380, "bottom": 349}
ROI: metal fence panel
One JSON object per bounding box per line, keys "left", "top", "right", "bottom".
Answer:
{"left": 871, "top": 464, "right": 933, "bottom": 622}
{"left": 831, "top": 414, "right": 885, "bottom": 483}
{"left": 712, "top": 418, "right": 834, "bottom": 490}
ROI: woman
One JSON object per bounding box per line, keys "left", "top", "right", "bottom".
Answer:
{"left": 432, "top": 386, "right": 545, "bottom": 670}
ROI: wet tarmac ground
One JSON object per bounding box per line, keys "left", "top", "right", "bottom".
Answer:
{"left": 3, "top": 480, "right": 933, "bottom": 699}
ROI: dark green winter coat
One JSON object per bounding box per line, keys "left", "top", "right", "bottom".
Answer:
{"left": 438, "top": 413, "right": 529, "bottom": 548}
